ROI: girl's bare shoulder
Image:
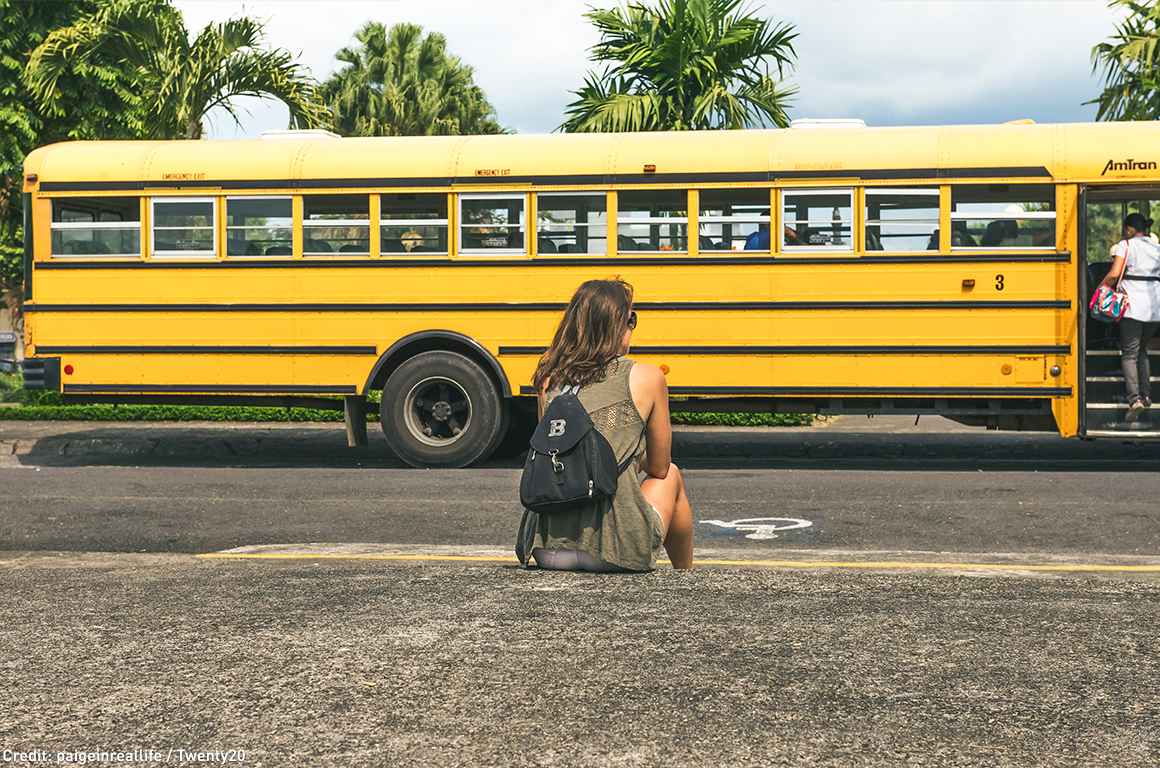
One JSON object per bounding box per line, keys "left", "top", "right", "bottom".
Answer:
{"left": 628, "top": 360, "right": 667, "bottom": 393}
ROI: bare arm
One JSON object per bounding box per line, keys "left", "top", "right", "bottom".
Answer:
{"left": 1102, "top": 253, "right": 1127, "bottom": 287}
{"left": 630, "top": 363, "right": 671, "bottom": 479}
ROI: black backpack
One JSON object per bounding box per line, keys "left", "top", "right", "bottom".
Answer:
{"left": 519, "top": 387, "right": 641, "bottom": 515}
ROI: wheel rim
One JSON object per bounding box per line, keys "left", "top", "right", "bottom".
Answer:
{"left": 403, "top": 376, "right": 473, "bottom": 447}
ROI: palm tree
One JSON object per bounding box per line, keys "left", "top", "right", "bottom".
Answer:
{"left": 1090, "top": 0, "right": 1160, "bottom": 120}
{"left": 321, "top": 22, "right": 504, "bottom": 137}
{"left": 561, "top": 0, "right": 797, "bottom": 133}
{"left": 25, "top": 0, "right": 326, "bottom": 139}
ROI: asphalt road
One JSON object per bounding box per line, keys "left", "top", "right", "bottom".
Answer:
{"left": 1, "top": 418, "right": 1158, "bottom": 766}
{"left": 2, "top": 419, "right": 1159, "bottom": 555}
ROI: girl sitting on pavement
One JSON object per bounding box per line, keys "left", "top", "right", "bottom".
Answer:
{"left": 518, "top": 279, "right": 694, "bottom": 572}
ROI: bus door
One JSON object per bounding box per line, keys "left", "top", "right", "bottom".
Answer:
{"left": 1080, "top": 184, "right": 1160, "bottom": 438}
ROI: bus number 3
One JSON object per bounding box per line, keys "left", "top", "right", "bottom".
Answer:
{"left": 995, "top": 274, "right": 1005, "bottom": 291}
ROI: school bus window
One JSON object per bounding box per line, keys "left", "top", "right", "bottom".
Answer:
{"left": 864, "top": 188, "right": 940, "bottom": 252}
{"left": 617, "top": 190, "right": 688, "bottom": 252}
{"left": 951, "top": 185, "right": 1056, "bottom": 249}
{"left": 699, "top": 189, "right": 769, "bottom": 252}
{"left": 50, "top": 197, "right": 140, "bottom": 258}
{"left": 381, "top": 193, "right": 448, "bottom": 255}
{"left": 304, "top": 195, "right": 370, "bottom": 256}
{"left": 782, "top": 188, "right": 853, "bottom": 251}
{"left": 151, "top": 197, "right": 216, "bottom": 259}
{"left": 536, "top": 193, "right": 607, "bottom": 255}
{"left": 226, "top": 196, "right": 292, "bottom": 257}
{"left": 459, "top": 193, "right": 526, "bottom": 255}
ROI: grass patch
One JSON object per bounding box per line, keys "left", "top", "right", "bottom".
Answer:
{"left": 671, "top": 411, "right": 811, "bottom": 427}
{"left": 0, "top": 404, "right": 351, "bottom": 422}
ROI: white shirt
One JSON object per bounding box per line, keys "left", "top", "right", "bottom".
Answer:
{"left": 1111, "top": 235, "right": 1160, "bottom": 322}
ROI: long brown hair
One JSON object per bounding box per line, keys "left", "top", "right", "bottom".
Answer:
{"left": 533, "top": 279, "right": 634, "bottom": 393}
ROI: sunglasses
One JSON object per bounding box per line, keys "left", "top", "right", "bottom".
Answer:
{"left": 627, "top": 310, "right": 638, "bottom": 330}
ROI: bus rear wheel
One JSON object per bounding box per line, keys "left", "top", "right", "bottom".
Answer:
{"left": 380, "top": 350, "right": 503, "bottom": 468}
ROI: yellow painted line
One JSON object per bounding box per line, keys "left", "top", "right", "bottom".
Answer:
{"left": 197, "top": 552, "right": 516, "bottom": 563}
{"left": 693, "top": 558, "right": 1160, "bottom": 573}
{"left": 195, "top": 552, "right": 1160, "bottom": 573}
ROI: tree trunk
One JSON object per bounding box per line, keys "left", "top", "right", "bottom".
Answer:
{"left": 186, "top": 120, "right": 203, "bottom": 139}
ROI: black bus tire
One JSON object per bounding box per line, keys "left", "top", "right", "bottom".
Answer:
{"left": 380, "top": 350, "right": 504, "bottom": 468}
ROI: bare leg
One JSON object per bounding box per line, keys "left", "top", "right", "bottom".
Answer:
{"left": 641, "top": 463, "right": 694, "bottom": 569}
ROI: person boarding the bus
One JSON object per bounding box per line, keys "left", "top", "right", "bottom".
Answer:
{"left": 1100, "top": 212, "right": 1160, "bottom": 422}
{"left": 520, "top": 279, "right": 695, "bottom": 572}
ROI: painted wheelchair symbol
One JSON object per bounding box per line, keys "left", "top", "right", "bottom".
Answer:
{"left": 700, "top": 517, "right": 813, "bottom": 540}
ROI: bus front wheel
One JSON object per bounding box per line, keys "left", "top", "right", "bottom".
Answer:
{"left": 380, "top": 350, "right": 504, "bottom": 468}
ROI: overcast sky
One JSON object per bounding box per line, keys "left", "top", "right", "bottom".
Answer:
{"left": 172, "top": 0, "right": 1124, "bottom": 139}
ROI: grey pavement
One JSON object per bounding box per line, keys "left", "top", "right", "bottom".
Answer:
{"left": 2, "top": 418, "right": 1159, "bottom": 766}
{"left": 1, "top": 552, "right": 1157, "bottom": 767}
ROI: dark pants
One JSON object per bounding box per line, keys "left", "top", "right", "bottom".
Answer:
{"left": 1120, "top": 318, "right": 1160, "bottom": 402}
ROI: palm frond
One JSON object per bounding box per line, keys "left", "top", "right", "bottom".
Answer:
{"left": 26, "top": 1, "right": 325, "bottom": 139}
{"left": 320, "top": 21, "right": 504, "bottom": 136}
{"left": 1090, "top": 0, "right": 1160, "bottom": 120}
{"left": 563, "top": 0, "right": 797, "bottom": 132}
{"left": 24, "top": 0, "right": 179, "bottom": 118}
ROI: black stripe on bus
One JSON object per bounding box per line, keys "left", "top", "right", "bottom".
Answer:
{"left": 518, "top": 385, "right": 1072, "bottom": 397}
{"left": 36, "top": 345, "right": 378, "bottom": 355}
{"left": 24, "top": 302, "right": 563, "bottom": 312}
{"left": 32, "top": 253, "right": 1072, "bottom": 269}
{"left": 21, "top": 300, "right": 1072, "bottom": 313}
{"left": 499, "top": 344, "right": 1071, "bottom": 356}
{"left": 35, "top": 165, "right": 1053, "bottom": 192}
{"left": 63, "top": 383, "right": 357, "bottom": 394}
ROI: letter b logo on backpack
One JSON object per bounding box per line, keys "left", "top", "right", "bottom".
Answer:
{"left": 521, "top": 392, "right": 632, "bottom": 515}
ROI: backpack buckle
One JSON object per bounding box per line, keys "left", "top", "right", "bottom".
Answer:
{"left": 548, "top": 449, "right": 564, "bottom": 473}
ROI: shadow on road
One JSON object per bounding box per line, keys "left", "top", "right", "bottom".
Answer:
{"left": 5, "top": 423, "right": 1160, "bottom": 472}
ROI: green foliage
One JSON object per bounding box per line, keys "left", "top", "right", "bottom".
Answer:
{"left": 0, "top": 0, "right": 141, "bottom": 304}
{"left": 24, "top": 0, "right": 326, "bottom": 139}
{"left": 1085, "top": 199, "right": 1158, "bottom": 262}
{"left": 0, "top": 229, "right": 18, "bottom": 293}
{"left": 0, "top": 403, "right": 354, "bottom": 422}
{"left": 320, "top": 22, "right": 504, "bottom": 136}
{"left": 561, "top": 0, "right": 797, "bottom": 133}
{"left": 0, "top": 405, "right": 810, "bottom": 426}
{"left": 0, "top": 370, "right": 20, "bottom": 398}
{"left": 1090, "top": 0, "right": 1160, "bottom": 120}
{"left": 670, "top": 411, "right": 811, "bottom": 427}
{"left": 0, "top": 0, "right": 139, "bottom": 164}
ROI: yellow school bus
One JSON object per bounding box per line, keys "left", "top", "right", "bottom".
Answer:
{"left": 18, "top": 120, "right": 1160, "bottom": 466}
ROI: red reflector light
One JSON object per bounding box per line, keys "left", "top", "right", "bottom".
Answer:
{"left": 63, "top": 364, "right": 74, "bottom": 375}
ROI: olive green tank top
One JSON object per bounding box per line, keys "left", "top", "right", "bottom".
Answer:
{"left": 519, "top": 357, "right": 663, "bottom": 572}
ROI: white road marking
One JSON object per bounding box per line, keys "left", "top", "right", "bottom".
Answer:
{"left": 700, "top": 517, "right": 814, "bottom": 540}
